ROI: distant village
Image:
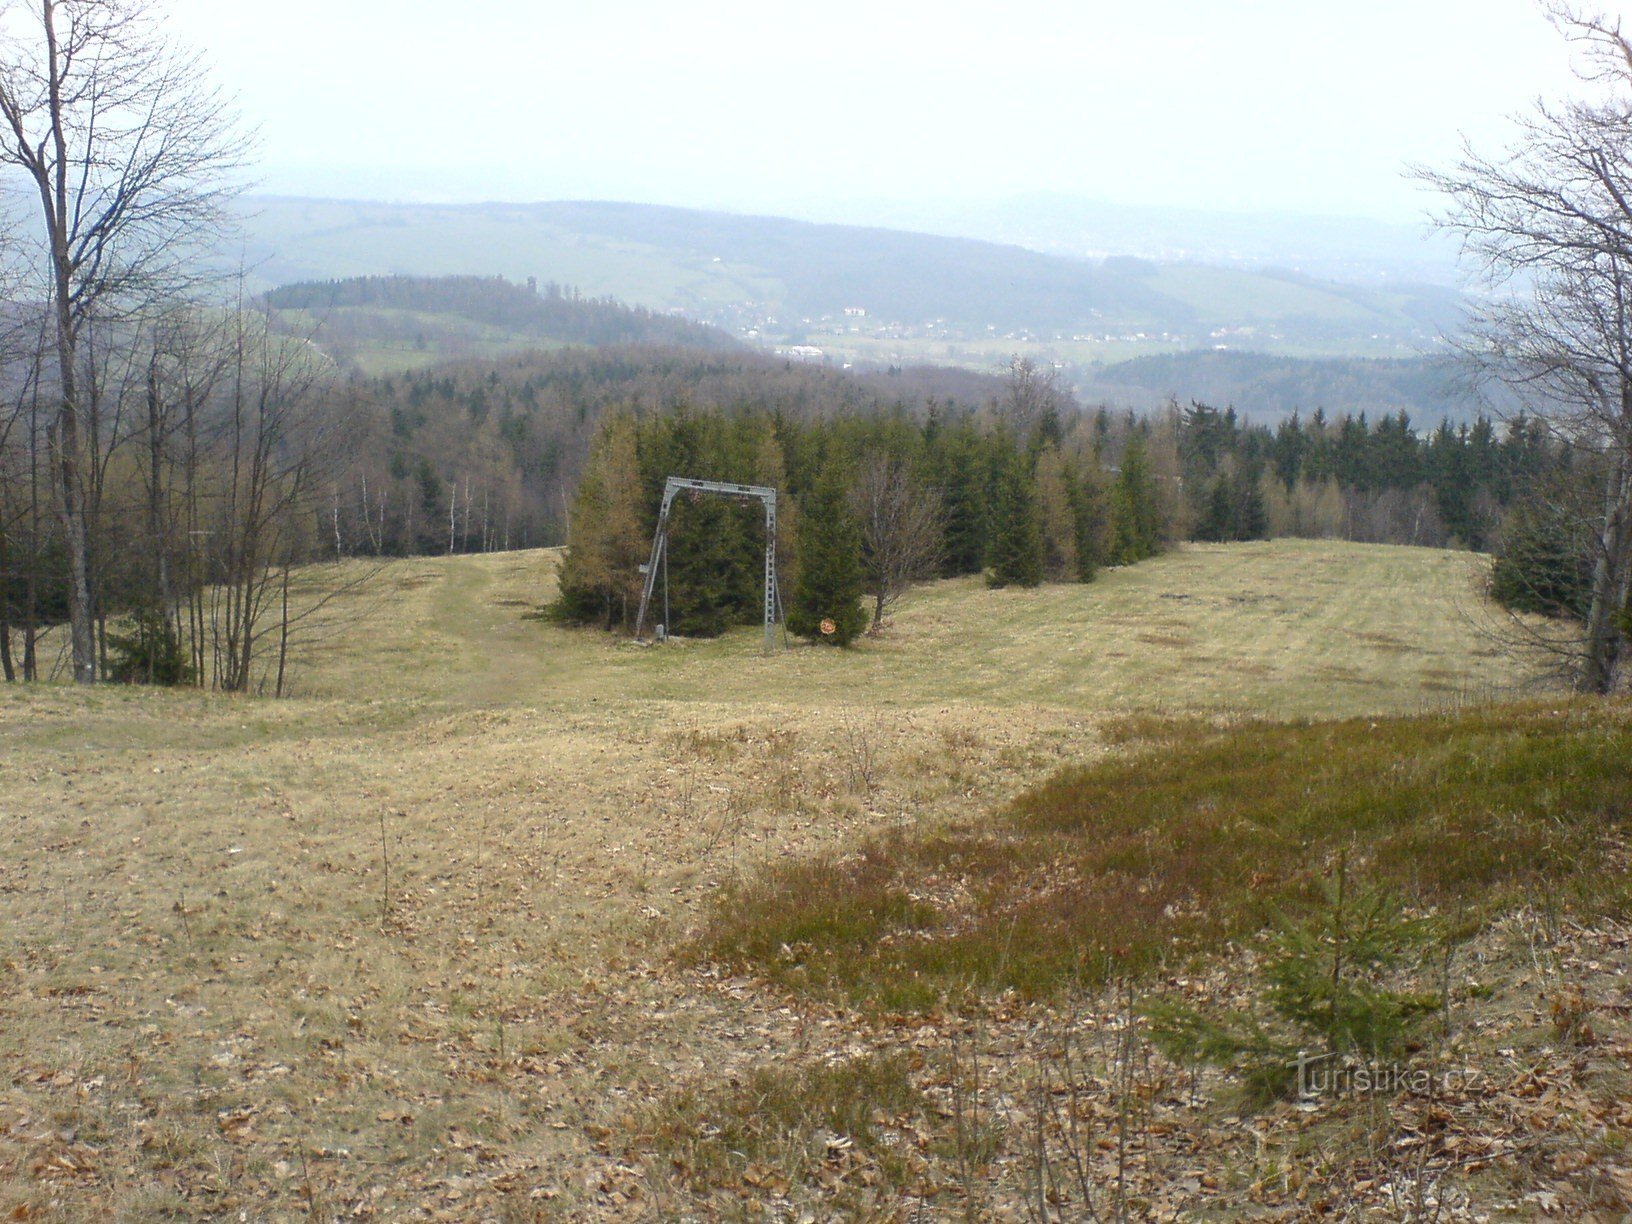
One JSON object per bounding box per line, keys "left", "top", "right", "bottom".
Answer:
{"left": 742, "top": 304, "right": 1196, "bottom": 368}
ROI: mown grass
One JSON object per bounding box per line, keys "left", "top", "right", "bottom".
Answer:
{"left": 691, "top": 700, "right": 1632, "bottom": 1011}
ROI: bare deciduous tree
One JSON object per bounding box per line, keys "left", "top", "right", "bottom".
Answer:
{"left": 0, "top": 0, "right": 248, "bottom": 682}
{"left": 206, "top": 310, "right": 338, "bottom": 693}
{"left": 1416, "top": 4, "right": 1632, "bottom": 693}
{"left": 1002, "top": 355, "right": 1062, "bottom": 433}
{"left": 850, "top": 453, "right": 942, "bottom": 634}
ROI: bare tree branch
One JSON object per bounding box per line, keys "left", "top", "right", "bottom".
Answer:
{"left": 850, "top": 453, "right": 943, "bottom": 635}
{"left": 1414, "top": 2, "right": 1632, "bottom": 692}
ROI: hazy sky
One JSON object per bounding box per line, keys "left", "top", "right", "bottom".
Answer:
{"left": 164, "top": 0, "right": 1596, "bottom": 224}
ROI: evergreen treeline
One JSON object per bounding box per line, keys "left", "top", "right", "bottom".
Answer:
{"left": 322, "top": 347, "right": 1568, "bottom": 574}
{"left": 551, "top": 402, "right": 1149, "bottom": 641}
{"left": 550, "top": 393, "right": 1569, "bottom": 642}
{"left": 1169, "top": 402, "right": 1558, "bottom": 552}
{"left": 308, "top": 347, "right": 1022, "bottom": 560}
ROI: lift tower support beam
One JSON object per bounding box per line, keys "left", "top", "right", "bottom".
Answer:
{"left": 633, "top": 477, "right": 781, "bottom": 652}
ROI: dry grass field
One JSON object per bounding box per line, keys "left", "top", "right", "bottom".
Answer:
{"left": 0, "top": 540, "right": 1577, "bottom": 1220}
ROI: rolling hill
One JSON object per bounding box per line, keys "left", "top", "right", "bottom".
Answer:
{"left": 1075, "top": 347, "right": 1510, "bottom": 422}
{"left": 237, "top": 197, "right": 1467, "bottom": 360}
{"left": 855, "top": 191, "right": 1463, "bottom": 285}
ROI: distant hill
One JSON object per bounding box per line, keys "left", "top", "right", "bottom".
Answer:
{"left": 1074, "top": 349, "right": 1509, "bottom": 424}
{"left": 237, "top": 198, "right": 1467, "bottom": 360}
{"left": 261, "top": 274, "right": 738, "bottom": 373}
{"left": 850, "top": 193, "right": 1462, "bottom": 287}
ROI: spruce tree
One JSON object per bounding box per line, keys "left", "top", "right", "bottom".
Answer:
{"left": 628, "top": 410, "right": 776, "bottom": 638}
{"left": 1196, "top": 478, "right": 1234, "bottom": 543}
{"left": 787, "top": 465, "right": 869, "bottom": 646}
{"left": 1111, "top": 436, "right": 1164, "bottom": 565}
{"left": 986, "top": 448, "right": 1045, "bottom": 588}
{"left": 664, "top": 495, "right": 757, "bottom": 637}
{"left": 1236, "top": 470, "right": 1268, "bottom": 540}
{"left": 935, "top": 424, "right": 988, "bottom": 576}
{"left": 1072, "top": 466, "right": 1111, "bottom": 582}
{"left": 1491, "top": 495, "right": 1593, "bottom": 619}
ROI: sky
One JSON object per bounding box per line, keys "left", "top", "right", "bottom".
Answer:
{"left": 163, "top": 0, "right": 1599, "bottom": 225}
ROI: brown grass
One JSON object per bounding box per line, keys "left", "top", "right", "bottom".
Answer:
{"left": 0, "top": 539, "right": 1561, "bottom": 1218}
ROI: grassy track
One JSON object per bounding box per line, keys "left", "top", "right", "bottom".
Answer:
{"left": 285, "top": 539, "right": 1528, "bottom": 718}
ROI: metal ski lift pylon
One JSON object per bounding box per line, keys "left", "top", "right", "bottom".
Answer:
{"left": 633, "top": 477, "right": 783, "bottom": 652}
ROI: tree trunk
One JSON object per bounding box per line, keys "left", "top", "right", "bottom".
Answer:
{"left": 24, "top": 380, "right": 40, "bottom": 683}
{"left": 84, "top": 330, "right": 111, "bottom": 682}
{"left": 146, "top": 351, "right": 173, "bottom": 617}
{"left": 275, "top": 562, "right": 290, "bottom": 698}
{"left": 184, "top": 390, "right": 204, "bottom": 687}
{"left": 0, "top": 523, "right": 12, "bottom": 682}
{"left": 42, "top": 2, "right": 95, "bottom": 685}
{"left": 49, "top": 415, "right": 95, "bottom": 684}
{"left": 1579, "top": 453, "right": 1632, "bottom": 694}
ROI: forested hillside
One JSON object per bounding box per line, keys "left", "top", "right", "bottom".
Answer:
{"left": 257, "top": 275, "right": 1492, "bottom": 428}
{"left": 263, "top": 274, "right": 738, "bottom": 372}
{"left": 319, "top": 348, "right": 1014, "bottom": 558}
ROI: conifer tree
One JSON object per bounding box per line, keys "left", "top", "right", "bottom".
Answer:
{"left": 1111, "top": 436, "right": 1164, "bottom": 565}
{"left": 1196, "top": 478, "right": 1235, "bottom": 543}
{"left": 935, "top": 423, "right": 988, "bottom": 576}
{"left": 663, "top": 495, "right": 759, "bottom": 637}
{"left": 986, "top": 448, "right": 1045, "bottom": 588}
{"left": 1491, "top": 486, "right": 1594, "bottom": 619}
{"left": 1235, "top": 469, "right": 1269, "bottom": 540}
{"left": 1034, "top": 444, "right": 1080, "bottom": 583}
{"left": 553, "top": 413, "right": 647, "bottom": 628}
{"left": 1072, "top": 464, "right": 1112, "bottom": 582}
{"left": 787, "top": 464, "right": 868, "bottom": 646}
{"left": 631, "top": 410, "right": 768, "bottom": 637}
